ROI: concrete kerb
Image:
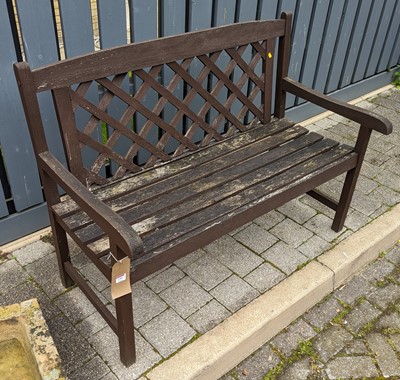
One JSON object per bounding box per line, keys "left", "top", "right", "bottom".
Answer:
{"left": 145, "top": 203, "right": 400, "bottom": 380}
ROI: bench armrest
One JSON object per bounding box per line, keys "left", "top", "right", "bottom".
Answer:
{"left": 39, "top": 151, "right": 143, "bottom": 258}
{"left": 282, "top": 77, "right": 392, "bottom": 135}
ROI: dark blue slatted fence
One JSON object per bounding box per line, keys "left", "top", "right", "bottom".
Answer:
{"left": 0, "top": 0, "right": 399, "bottom": 244}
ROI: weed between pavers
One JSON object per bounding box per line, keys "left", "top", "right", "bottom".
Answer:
{"left": 331, "top": 301, "right": 352, "bottom": 327}
{"left": 40, "top": 233, "right": 54, "bottom": 246}
{"left": 263, "top": 340, "right": 320, "bottom": 380}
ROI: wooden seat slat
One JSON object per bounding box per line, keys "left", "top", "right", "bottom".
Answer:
{"left": 71, "top": 128, "right": 323, "bottom": 243}
{"left": 52, "top": 119, "right": 294, "bottom": 218}
{"left": 60, "top": 123, "right": 305, "bottom": 233}
{"left": 133, "top": 152, "right": 358, "bottom": 277}
{"left": 84, "top": 140, "right": 354, "bottom": 257}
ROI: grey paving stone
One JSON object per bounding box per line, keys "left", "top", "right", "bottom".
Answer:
{"left": 67, "top": 236, "right": 84, "bottom": 257}
{"left": 145, "top": 265, "right": 185, "bottom": 293}
{"left": 69, "top": 251, "right": 91, "bottom": 272}
{"left": 367, "top": 283, "right": 400, "bottom": 310}
{"left": 371, "top": 94, "right": 400, "bottom": 109}
{"left": 99, "top": 373, "right": 118, "bottom": 380}
{"left": 390, "top": 334, "right": 400, "bottom": 352}
{"left": 345, "top": 300, "right": 381, "bottom": 333}
{"left": 299, "top": 195, "right": 335, "bottom": 218}
{"left": 376, "top": 312, "right": 400, "bottom": 330}
{"left": 262, "top": 241, "right": 309, "bottom": 275}
{"left": 350, "top": 189, "right": 383, "bottom": 216}
{"left": 139, "top": 308, "right": 196, "bottom": 358}
{"left": 229, "top": 222, "right": 252, "bottom": 235}
{"left": 253, "top": 209, "right": 285, "bottom": 230}
{"left": 371, "top": 185, "right": 400, "bottom": 207}
{"left": 232, "top": 344, "right": 281, "bottom": 380}
{"left": 315, "top": 178, "right": 342, "bottom": 199}
{"left": 210, "top": 275, "right": 259, "bottom": 313}
{"left": 89, "top": 327, "right": 161, "bottom": 379}
{"left": 13, "top": 240, "right": 54, "bottom": 265}
{"left": 278, "top": 358, "right": 312, "bottom": 380}
{"left": 298, "top": 235, "right": 331, "bottom": 260}
{"left": 383, "top": 156, "right": 400, "bottom": 176}
{"left": 386, "top": 244, "right": 400, "bottom": 265}
{"left": 366, "top": 333, "right": 400, "bottom": 377}
{"left": 75, "top": 311, "right": 109, "bottom": 338}
{"left": 271, "top": 319, "right": 317, "bottom": 357}
{"left": 41, "top": 277, "right": 68, "bottom": 299}
{"left": 361, "top": 259, "right": 396, "bottom": 281}
{"left": 303, "top": 214, "right": 344, "bottom": 243}
{"left": 353, "top": 174, "right": 379, "bottom": 195}
{"left": 0, "top": 259, "right": 29, "bottom": 289}
{"left": 360, "top": 159, "right": 385, "bottom": 179}
{"left": 375, "top": 169, "right": 400, "bottom": 191}
{"left": 335, "top": 275, "right": 372, "bottom": 305}
{"left": 54, "top": 286, "right": 98, "bottom": 324}
{"left": 25, "top": 253, "right": 60, "bottom": 286}
{"left": 68, "top": 356, "right": 110, "bottom": 380}
{"left": 205, "top": 235, "right": 263, "bottom": 277}
{"left": 269, "top": 218, "right": 313, "bottom": 247}
{"left": 80, "top": 262, "right": 111, "bottom": 292}
{"left": 303, "top": 297, "right": 343, "bottom": 330}
{"left": 343, "top": 339, "right": 368, "bottom": 354}
{"left": 277, "top": 198, "right": 317, "bottom": 224}
{"left": 370, "top": 204, "right": 390, "bottom": 219}
{"left": 313, "top": 325, "right": 353, "bottom": 362}
{"left": 0, "top": 280, "right": 60, "bottom": 320}
{"left": 187, "top": 300, "right": 231, "bottom": 334}
{"left": 365, "top": 148, "right": 391, "bottom": 167}
{"left": 233, "top": 223, "right": 278, "bottom": 253}
{"left": 159, "top": 276, "right": 212, "bottom": 318}
{"left": 174, "top": 249, "right": 206, "bottom": 269}
{"left": 370, "top": 135, "right": 397, "bottom": 154}
{"left": 314, "top": 116, "right": 338, "bottom": 129}
{"left": 184, "top": 255, "right": 231, "bottom": 291}
{"left": 244, "top": 262, "right": 285, "bottom": 293}
{"left": 344, "top": 209, "right": 371, "bottom": 231}
{"left": 48, "top": 314, "right": 96, "bottom": 375}
{"left": 325, "top": 356, "right": 379, "bottom": 379}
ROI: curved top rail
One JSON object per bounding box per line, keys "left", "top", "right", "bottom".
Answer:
{"left": 27, "top": 19, "right": 286, "bottom": 92}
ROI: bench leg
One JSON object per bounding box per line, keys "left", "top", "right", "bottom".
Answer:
{"left": 332, "top": 127, "right": 372, "bottom": 232}
{"left": 115, "top": 293, "right": 136, "bottom": 366}
{"left": 332, "top": 168, "right": 360, "bottom": 232}
{"left": 51, "top": 214, "right": 75, "bottom": 288}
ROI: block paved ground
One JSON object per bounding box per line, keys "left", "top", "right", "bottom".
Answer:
{"left": 0, "top": 87, "right": 399, "bottom": 379}
{"left": 222, "top": 242, "right": 400, "bottom": 380}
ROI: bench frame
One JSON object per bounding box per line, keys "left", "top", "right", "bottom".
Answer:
{"left": 14, "top": 12, "right": 391, "bottom": 366}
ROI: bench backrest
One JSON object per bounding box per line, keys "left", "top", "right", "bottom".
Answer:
{"left": 14, "top": 12, "right": 292, "bottom": 187}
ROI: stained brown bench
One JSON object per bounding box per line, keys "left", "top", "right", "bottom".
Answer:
{"left": 14, "top": 12, "right": 392, "bottom": 366}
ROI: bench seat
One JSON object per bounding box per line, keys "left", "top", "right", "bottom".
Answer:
{"left": 52, "top": 118, "right": 357, "bottom": 282}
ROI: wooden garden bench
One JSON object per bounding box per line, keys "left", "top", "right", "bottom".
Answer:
{"left": 14, "top": 12, "right": 392, "bottom": 366}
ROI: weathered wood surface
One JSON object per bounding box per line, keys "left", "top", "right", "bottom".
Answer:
{"left": 52, "top": 123, "right": 357, "bottom": 276}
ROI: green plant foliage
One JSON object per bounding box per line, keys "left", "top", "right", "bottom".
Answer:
{"left": 392, "top": 66, "right": 400, "bottom": 88}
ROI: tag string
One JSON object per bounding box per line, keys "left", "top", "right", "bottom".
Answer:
{"left": 108, "top": 251, "right": 123, "bottom": 264}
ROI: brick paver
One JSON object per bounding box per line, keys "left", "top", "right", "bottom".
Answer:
{"left": 0, "top": 87, "right": 398, "bottom": 379}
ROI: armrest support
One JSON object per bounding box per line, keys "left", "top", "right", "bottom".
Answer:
{"left": 282, "top": 77, "right": 392, "bottom": 135}
{"left": 39, "top": 151, "right": 143, "bottom": 258}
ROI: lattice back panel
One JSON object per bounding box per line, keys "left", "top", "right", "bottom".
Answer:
{"left": 55, "top": 38, "right": 276, "bottom": 186}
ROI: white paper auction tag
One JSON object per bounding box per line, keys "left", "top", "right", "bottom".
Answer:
{"left": 111, "top": 257, "right": 132, "bottom": 300}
